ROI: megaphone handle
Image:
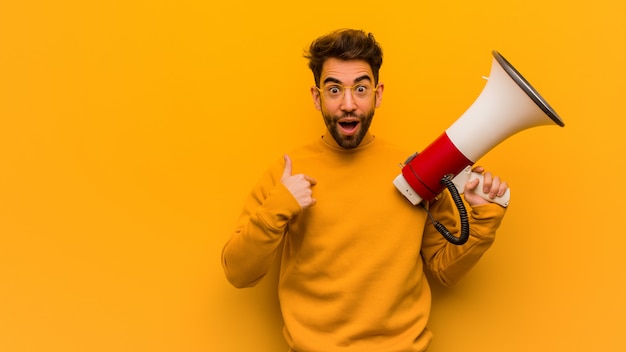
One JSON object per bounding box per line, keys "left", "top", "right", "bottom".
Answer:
{"left": 451, "top": 167, "right": 510, "bottom": 207}
{"left": 470, "top": 172, "right": 510, "bottom": 207}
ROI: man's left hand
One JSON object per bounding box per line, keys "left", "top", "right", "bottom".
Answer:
{"left": 463, "top": 166, "right": 509, "bottom": 207}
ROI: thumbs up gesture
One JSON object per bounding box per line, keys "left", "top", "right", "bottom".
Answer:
{"left": 281, "top": 155, "right": 317, "bottom": 209}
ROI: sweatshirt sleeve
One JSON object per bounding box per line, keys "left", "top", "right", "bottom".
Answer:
{"left": 420, "top": 190, "right": 507, "bottom": 287}
{"left": 221, "top": 161, "right": 302, "bottom": 288}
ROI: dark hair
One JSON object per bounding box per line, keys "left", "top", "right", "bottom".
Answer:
{"left": 304, "top": 29, "right": 383, "bottom": 87}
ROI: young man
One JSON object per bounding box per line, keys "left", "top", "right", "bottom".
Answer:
{"left": 222, "top": 29, "right": 508, "bottom": 352}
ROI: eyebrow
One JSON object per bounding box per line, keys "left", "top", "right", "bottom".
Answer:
{"left": 322, "top": 74, "right": 373, "bottom": 86}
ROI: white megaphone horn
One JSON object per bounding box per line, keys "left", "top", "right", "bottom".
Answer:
{"left": 394, "top": 50, "right": 565, "bottom": 207}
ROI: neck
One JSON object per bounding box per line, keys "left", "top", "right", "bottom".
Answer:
{"left": 322, "top": 131, "right": 375, "bottom": 149}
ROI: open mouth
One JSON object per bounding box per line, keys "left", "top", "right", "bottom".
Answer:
{"left": 338, "top": 120, "right": 360, "bottom": 135}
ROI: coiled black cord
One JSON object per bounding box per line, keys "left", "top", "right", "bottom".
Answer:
{"left": 421, "top": 176, "right": 470, "bottom": 245}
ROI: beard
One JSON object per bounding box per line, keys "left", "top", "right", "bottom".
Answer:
{"left": 322, "top": 108, "right": 375, "bottom": 149}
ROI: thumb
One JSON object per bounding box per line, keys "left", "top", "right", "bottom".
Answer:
{"left": 465, "top": 178, "right": 480, "bottom": 192}
{"left": 282, "top": 154, "right": 292, "bottom": 179}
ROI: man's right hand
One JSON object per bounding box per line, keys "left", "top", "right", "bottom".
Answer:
{"left": 281, "top": 155, "right": 317, "bottom": 209}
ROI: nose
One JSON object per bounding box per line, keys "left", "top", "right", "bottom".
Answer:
{"left": 339, "top": 88, "right": 357, "bottom": 111}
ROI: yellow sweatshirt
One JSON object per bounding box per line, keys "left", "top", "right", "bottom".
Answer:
{"left": 222, "top": 133, "right": 506, "bottom": 352}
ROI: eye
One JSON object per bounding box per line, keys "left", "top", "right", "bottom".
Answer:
{"left": 354, "top": 84, "right": 370, "bottom": 95}
{"left": 326, "top": 85, "right": 342, "bottom": 96}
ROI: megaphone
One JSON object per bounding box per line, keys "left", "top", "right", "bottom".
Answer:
{"left": 394, "top": 51, "right": 565, "bottom": 207}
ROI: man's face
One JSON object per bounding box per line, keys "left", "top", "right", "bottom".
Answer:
{"left": 311, "top": 58, "right": 384, "bottom": 149}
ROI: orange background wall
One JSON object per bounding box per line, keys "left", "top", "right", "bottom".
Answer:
{"left": 1, "top": 1, "right": 625, "bottom": 351}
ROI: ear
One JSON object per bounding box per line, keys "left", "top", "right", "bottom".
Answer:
{"left": 374, "top": 82, "right": 384, "bottom": 108}
{"left": 311, "top": 86, "right": 322, "bottom": 111}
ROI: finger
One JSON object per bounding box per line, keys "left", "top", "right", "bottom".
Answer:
{"left": 465, "top": 177, "right": 480, "bottom": 192}
{"left": 304, "top": 175, "right": 317, "bottom": 186}
{"left": 489, "top": 177, "right": 500, "bottom": 198}
{"left": 282, "top": 154, "right": 292, "bottom": 179}
{"left": 482, "top": 172, "right": 493, "bottom": 194}
{"left": 497, "top": 181, "right": 509, "bottom": 197}
{"left": 472, "top": 165, "right": 485, "bottom": 173}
